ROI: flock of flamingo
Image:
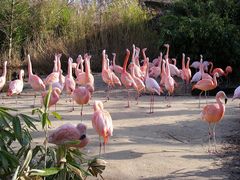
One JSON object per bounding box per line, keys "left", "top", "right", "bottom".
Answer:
{"left": 0, "top": 43, "right": 239, "bottom": 154}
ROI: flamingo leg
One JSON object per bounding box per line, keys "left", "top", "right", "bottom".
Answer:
{"left": 80, "top": 104, "right": 83, "bottom": 121}
{"left": 126, "top": 89, "right": 130, "bottom": 108}
{"left": 213, "top": 123, "right": 217, "bottom": 153}
{"left": 149, "top": 94, "right": 152, "bottom": 113}
{"left": 33, "top": 93, "right": 36, "bottom": 108}
{"left": 153, "top": 94, "right": 155, "bottom": 113}
{"left": 198, "top": 91, "right": 203, "bottom": 108}
{"left": 99, "top": 136, "right": 102, "bottom": 157}
{"left": 208, "top": 123, "right": 212, "bottom": 153}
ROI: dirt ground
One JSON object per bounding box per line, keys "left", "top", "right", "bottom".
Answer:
{"left": 3, "top": 74, "right": 240, "bottom": 180}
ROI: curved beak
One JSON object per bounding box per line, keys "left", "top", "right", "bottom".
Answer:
{"left": 225, "top": 98, "right": 228, "bottom": 104}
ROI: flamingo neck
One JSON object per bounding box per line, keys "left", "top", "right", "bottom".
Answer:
{"left": 102, "top": 52, "right": 106, "bottom": 71}
{"left": 209, "top": 62, "right": 213, "bottom": 75}
{"left": 213, "top": 74, "right": 218, "bottom": 87}
{"left": 123, "top": 50, "right": 130, "bottom": 73}
{"left": 182, "top": 55, "right": 185, "bottom": 69}
{"left": 165, "top": 46, "right": 169, "bottom": 60}
{"left": 27, "top": 55, "right": 33, "bottom": 75}
{"left": 68, "top": 59, "right": 73, "bottom": 78}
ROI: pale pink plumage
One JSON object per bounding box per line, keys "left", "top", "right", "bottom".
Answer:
{"left": 92, "top": 100, "right": 113, "bottom": 155}
{"left": 41, "top": 87, "right": 61, "bottom": 108}
{"left": 48, "top": 123, "right": 89, "bottom": 148}
{"left": 7, "top": 70, "right": 24, "bottom": 96}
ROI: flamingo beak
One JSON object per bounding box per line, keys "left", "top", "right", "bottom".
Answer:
{"left": 225, "top": 98, "right": 228, "bottom": 104}
{"left": 80, "top": 134, "right": 86, "bottom": 140}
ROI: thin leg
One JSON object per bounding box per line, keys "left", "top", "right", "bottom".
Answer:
{"left": 80, "top": 104, "right": 83, "bottom": 121}
{"left": 208, "top": 123, "right": 212, "bottom": 153}
{"left": 213, "top": 123, "right": 217, "bottom": 153}
{"left": 33, "top": 93, "right": 36, "bottom": 108}
{"left": 99, "top": 136, "right": 102, "bottom": 157}
{"left": 126, "top": 89, "right": 130, "bottom": 108}
{"left": 198, "top": 91, "right": 203, "bottom": 108}
{"left": 152, "top": 94, "right": 155, "bottom": 113}
{"left": 149, "top": 94, "right": 152, "bottom": 113}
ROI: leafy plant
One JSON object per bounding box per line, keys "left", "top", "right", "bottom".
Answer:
{"left": 0, "top": 106, "right": 39, "bottom": 179}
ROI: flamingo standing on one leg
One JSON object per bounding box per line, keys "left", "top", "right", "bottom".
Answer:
{"left": 49, "top": 123, "right": 89, "bottom": 148}
{"left": 121, "top": 49, "right": 137, "bottom": 108}
{"left": 201, "top": 91, "right": 227, "bottom": 153}
{"left": 92, "top": 100, "right": 113, "bottom": 156}
{"left": 27, "top": 54, "right": 46, "bottom": 107}
{"left": 7, "top": 69, "right": 24, "bottom": 104}
{"left": 0, "top": 61, "right": 7, "bottom": 103}
{"left": 192, "top": 72, "right": 219, "bottom": 107}
{"left": 72, "top": 84, "right": 93, "bottom": 121}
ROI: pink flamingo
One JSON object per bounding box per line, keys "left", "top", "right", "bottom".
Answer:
{"left": 201, "top": 91, "right": 227, "bottom": 152}
{"left": 149, "top": 53, "right": 162, "bottom": 79}
{"left": 192, "top": 72, "right": 219, "bottom": 107}
{"left": 110, "top": 53, "right": 123, "bottom": 74}
{"left": 7, "top": 69, "right": 24, "bottom": 104}
{"left": 27, "top": 54, "right": 46, "bottom": 107}
{"left": 209, "top": 62, "right": 232, "bottom": 77}
{"left": 44, "top": 55, "right": 59, "bottom": 86}
{"left": 65, "top": 57, "right": 76, "bottom": 111}
{"left": 75, "top": 55, "right": 84, "bottom": 77}
{"left": 145, "top": 58, "right": 163, "bottom": 113}
{"left": 72, "top": 84, "right": 93, "bottom": 120}
{"left": 0, "top": 61, "right": 7, "bottom": 103}
{"left": 101, "top": 50, "right": 121, "bottom": 101}
{"left": 92, "top": 100, "right": 113, "bottom": 155}
{"left": 164, "top": 59, "right": 175, "bottom": 107}
{"left": 121, "top": 49, "right": 137, "bottom": 107}
{"left": 41, "top": 87, "right": 61, "bottom": 110}
{"left": 49, "top": 123, "right": 89, "bottom": 148}
{"left": 130, "top": 64, "right": 145, "bottom": 104}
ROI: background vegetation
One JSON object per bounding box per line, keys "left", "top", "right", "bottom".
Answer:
{"left": 0, "top": 0, "right": 239, "bottom": 81}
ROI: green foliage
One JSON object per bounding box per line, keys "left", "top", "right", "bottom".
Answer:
{"left": 0, "top": 106, "right": 39, "bottom": 178}
{"left": 155, "top": 0, "right": 240, "bottom": 72}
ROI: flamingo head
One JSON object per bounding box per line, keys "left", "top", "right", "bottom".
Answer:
{"left": 226, "top": 66, "right": 232, "bottom": 74}
{"left": 76, "top": 55, "right": 83, "bottom": 64}
{"left": 216, "top": 91, "right": 228, "bottom": 104}
{"left": 93, "top": 100, "right": 104, "bottom": 111}
{"left": 76, "top": 123, "right": 89, "bottom": 148}
{"left": 163, "top": 43, "right": 169, "bottom": 48}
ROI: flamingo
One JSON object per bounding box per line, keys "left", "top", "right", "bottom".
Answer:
{"left": 121, "top": 49, "right": 137, "bottom": 108}
{"left": 145, "top": 58, "right": 163, "bottom": 113}
{"left": 92, "top": 100, "right": 113, "bottom": 156}
{"left": 0, "top": 61, "right": 7, "bottom": 103}
{"left": 149, "top": 53, "right": 162, "bottom": 79}
{"left": 72, "top": 84, "right": 93, "bottom": 120}
{"left": 65, "top": 57, "right": 76, "bottom": 111}
{"left": 209, "top": 62, "right": 233, "bottom": 77}
{"left": 41, "top": 87, "right": 61, "bottom": 110}
{"left": 201, "top": 91, "right": 228, "bottom": 152}
{"left": 164, "top": 59, "right": 175, "bottom": 107}
{"left": 44, "top": 55, "right": 59, "bottom": 87}
{"left": 48, "top": 123, "right": 89, "bottom": 148}
{"left": 232, "top": 85, "right": 240, "bottom": 107}
{"left": 52, "top": 54, "right": 58, "bottom": 72}
{"left": 101, "top": 50, "right": 121, "bottom": 101}
{"left": 192, "top": 72, "right": 219, "bottom": 107}
{"left": 130, "top": 64, "right": 145, "bottom": 104}
{"left": 75, "top": 55, "right": 84, "bottom": 77}
{"left": 7, "top": 69, "right": 24, "bottom": 104}
{"left": 27, "top": 54, "right": 46, "bottom": 107}
{"left": 110, "top": 53, "right": 123, "bottom": 74}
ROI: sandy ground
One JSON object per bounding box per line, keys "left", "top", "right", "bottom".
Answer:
{"left": 2, "top": 74, "right": 240, "bottom": 180}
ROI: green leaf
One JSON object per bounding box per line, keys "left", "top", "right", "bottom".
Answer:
{"left": 18, "top": 113, "right": 38, "bottom": 131}
{"left": 41, "top": 112, "right": 51, "bottom": 129}
{"left": 0, "top": 150, "right": 19, "bottom": 168}
{"left": 0, "top": 106, "right": 18, "bottom": 112}
{"left": 44, "top": 86, "right": 52, "bottom": 110}
{"left": 32, "top": 108, "right": 44, "bottom": 115}
{"left": 51, "top": 111, "right": 62, "bottom": 120}
{"left": 30, "top": 167, "right": 60, "bottom": 177}
{"left": 12, "top": 116, "right": 23, "bottom": 144}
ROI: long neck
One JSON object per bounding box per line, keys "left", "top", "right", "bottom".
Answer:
{"left": 165, "top": 59, "right": 170, "bottom": 77}
{"left": 123, "top": 49, "right": 130, "bottom": 72}
{"left": 162, "top": 60, "right": 166, "bottom": 77}
{"left": 19, "top": 71, "right": 23, "bottom": 81}
{"left": 85, "top": 57, "right": 91, "bottom": 78}
{"left": 200, "top": 62, "right": 204, "bottom": 74}
{"left": 213, "top": 73, "right": 218, "bottom": 87}
{"left": 113, "top": 54, "right": 116, "bottom": 67}
{"left": 172, "top": 59, "right": 176, "bottom": 66}
{"left": 27, "top": 55, "right": 33, "bottom": 75}
{"left": 216, "top": 96, "right": 225, "bottom": 115}
{"left": 165, "top": 46, "right": 169, "bottom": 60}
{"left": 132, "top": 45, "right": 135, "bottom": 64}
{"left": 182, "top": 54, "right": 185, "bottom": 69}
{"left": 186, "top": 58, "right": 190, "bottom": 69}
{"left": 68, "top": 58, "right": 72, "bottom": 78}
{"left": 102, "top": 51, "right": 106, "bottom": 71}
{"left": 145, "top": 58, "right": 149, "bottom": 79}
{"left": 3, "top": 61, "right": 7, "bottom": 77}
{"left": 209, "top": 62, "right": 213, "bottom": 74}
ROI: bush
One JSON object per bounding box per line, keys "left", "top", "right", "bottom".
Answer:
{"left": 153, "top": 0, "right": 240, "bottom": 80}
